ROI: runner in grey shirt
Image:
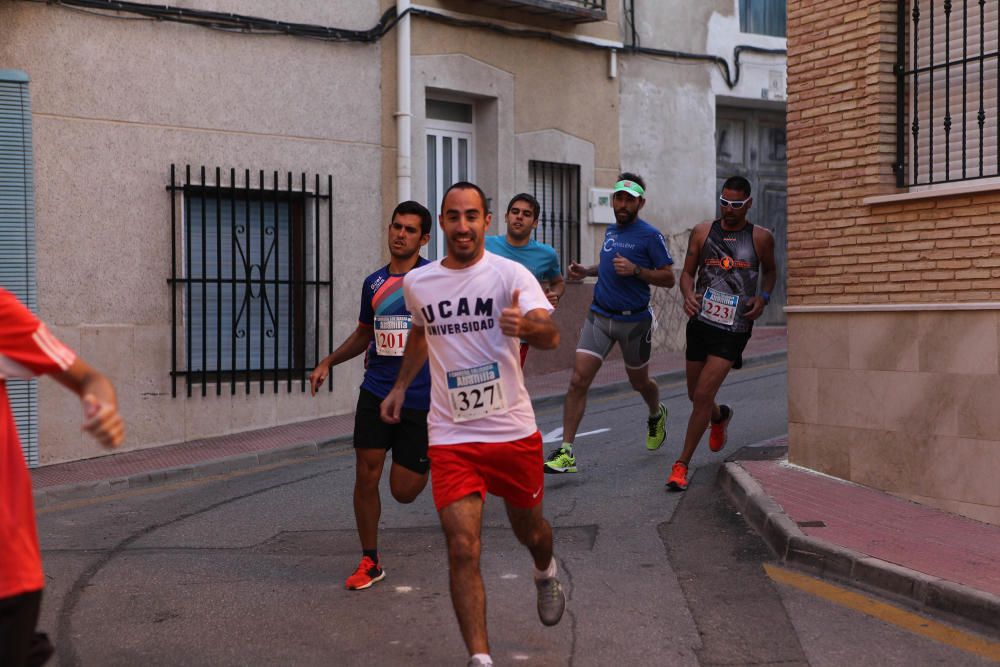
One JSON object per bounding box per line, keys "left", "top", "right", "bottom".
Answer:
{"left": 668, "top": 176, "right": 777, "bottom": 491}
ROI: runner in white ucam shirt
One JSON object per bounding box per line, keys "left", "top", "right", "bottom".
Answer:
{"left": 380, "top": 182, "right": 565, "bottom": 667}
{"left": 404, "top": 251, "right": 549, "bottom": 444}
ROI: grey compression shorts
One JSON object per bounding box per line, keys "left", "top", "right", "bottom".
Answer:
{"left": 576, "top": 311, "right": 653, "bottom": 369}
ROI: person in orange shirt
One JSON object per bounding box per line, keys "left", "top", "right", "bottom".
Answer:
{"left": 0, "top": 288, "right": 124, "bottom": 666}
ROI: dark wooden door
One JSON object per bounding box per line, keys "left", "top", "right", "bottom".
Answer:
{"left": 716, "top": 107, "right": 787, "bottom": 326}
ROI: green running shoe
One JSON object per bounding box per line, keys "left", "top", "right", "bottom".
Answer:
{"left": 544, "top": 445, "right": 577, "bottom": 474}
{"left": 646, "top": 403, "right": 667, "bottom": 450}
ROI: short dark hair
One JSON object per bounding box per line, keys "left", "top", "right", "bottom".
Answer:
{"left": 506, "top": 193, "right": 540, "bottom": 219}
{"left": 721, "top": 176, "right": 752, "bottom": 198}
{"left": 392, "top": 200, "right": 432, "bottom": 235}
{"left": 441, "top": 181, "right": 489, "bottom": 215}
{"left": 617, "top": 172, "right": 646, "bottom": 193}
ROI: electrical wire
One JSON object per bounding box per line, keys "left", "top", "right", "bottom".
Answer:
{"left": 25, "top": 0, "right": 786, "bottom": 89}
{"left": 28, "top": 0, "right": 402, "bottom": 42}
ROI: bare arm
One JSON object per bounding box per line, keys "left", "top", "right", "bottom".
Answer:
{"left": 680, "top": 223, "right": 710, "bottom": 317}
{"left": 502, "top": 306, "right": 560, "bottom": 350}
{"left": 744, "top": 226, "right": 778, "bottom": 321}
{"left": 52, "top": 358, "right": 124, "bottom": 449}
{"left": 566, "top": 262, "right": 597, "bottom": 282}
{"left": 309, "top": 324, "right": 374, "bottom": 395}
{"left": 379, "top": 324, "right": 429, "bottom": 424}
{"left": 544, "top": 274, "right": 566, "bottom": 306}
{"left": 614, "top": 260, "right": 675, "bottom": 288}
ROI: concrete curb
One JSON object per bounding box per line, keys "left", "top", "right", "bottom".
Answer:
{"left": 718, "top": 461, "right": 1000, "bottom": 635}
{"left": 32, "top": 434, "right": 353, "bottom": 508}
{"left": 33, "top": 351, "right": 788, "bottom": 507}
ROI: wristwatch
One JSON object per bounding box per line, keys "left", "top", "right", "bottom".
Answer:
{"left": 633, "top": 265, "right": 642, "bottom": 277}
{"left": 760, "top": 290, "right": 771, "bottom": 305}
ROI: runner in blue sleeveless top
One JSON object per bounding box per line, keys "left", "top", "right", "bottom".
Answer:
{"left": 667, "top": 176, "right": 777, "bottom": 491}
{"left": 545, "top": 173, "right": 676, "bottom": 475}
{"left": 309, "top": 201, "right": 433, "bottom": 589}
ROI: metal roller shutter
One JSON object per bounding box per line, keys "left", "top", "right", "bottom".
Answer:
{"left": 0, "top": 70, "right": 40, "bottom": 467}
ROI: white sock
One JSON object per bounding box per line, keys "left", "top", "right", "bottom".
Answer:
{"left": 470, "top": 653, "right": 493, "bottom": 666}
{"left": 561, "top": 441, "right": 573, "bottom": 453}
{"left": 533, "top": 557, "right": 558, "bottom": 581}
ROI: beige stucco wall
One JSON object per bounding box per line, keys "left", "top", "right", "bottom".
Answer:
{"left": 2, "top": 1, "right": 386, "bottom": 464}
{"left": 380, "top": 4, "right": 620, "bottom": 264}
{"left": 787, "top": 308, "right": 1000, "bottom": 525}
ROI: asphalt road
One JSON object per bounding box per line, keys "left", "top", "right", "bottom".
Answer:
{"left": 34, "top": 361, "right": 998, "bottom": 665}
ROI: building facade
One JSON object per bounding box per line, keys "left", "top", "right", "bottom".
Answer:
{"left": 786, "top": 1, "right": 1000, "bottom": 524}
{"left": 3, "top": 0, "right": 789, "bottom": 467}
{"left": 0, "top": 0, "right": 624, "bottom": 465}
{"left": 618, "top": 0, "right": 787, "bottom": 350}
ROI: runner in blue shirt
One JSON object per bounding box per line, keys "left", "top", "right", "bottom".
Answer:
{"left": 485, "top": 193, "right": 565, "bottom": 366}
{"left": 545, "top": 173, "right": 676, "bottom": 474}
{"left": 308, "top": 201, "right": 432, "bottom": 590}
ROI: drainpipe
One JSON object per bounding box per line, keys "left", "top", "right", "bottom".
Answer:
{"left": 396, "top": 0, "right": 412, "bottom": 201}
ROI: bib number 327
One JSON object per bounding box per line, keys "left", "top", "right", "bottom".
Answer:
{"left": 374, "top": 315, "right": 410, "bottom": 356}
{"left": 447, "top": 362, "right": 506, "bottom": 423}
{"left": 700, "top": 288, "right": 739, "bottom": 326}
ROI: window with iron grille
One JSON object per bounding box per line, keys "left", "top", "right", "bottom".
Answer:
{"left": 897, "top": 1, "right": 1000, "bottom": 187}
{"left": 739, "top": 0, "right": 786, "bottom": 38}
{"left": 529, "top": 160, "right": 581, "bottom": 268}
{"left": 168, "top": 166, "right": 334, "bottom": 397}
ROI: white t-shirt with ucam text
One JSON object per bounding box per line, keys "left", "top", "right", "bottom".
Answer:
{"left": 404, "top": 251, "right": 554, "bottom": 445}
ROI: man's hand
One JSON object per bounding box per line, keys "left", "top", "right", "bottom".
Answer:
{"left": 682, "top": 291, "right": 702, "bottom": 317}
{"left": 567, "top": 262, "right": 588, "bottom": 282}
{"left": 544, "top": 289, "right": 559, "bottom": 307}
{"left": 379, "top": 387, "right": 405, "bottom": 424}
{"left": 309, "top": 359, "right": 331, "bottom": 396}
{"left": 500, "top": 289, "right": 523, "bottom": 338}
{"left": 743, "top": 295, "right": 767, "bottom": 321}
{"left": 612, "top": 253, "right": 636, "bottom": 277}
{"left": 82, "top": 394, "right": 124, "bottom": 449}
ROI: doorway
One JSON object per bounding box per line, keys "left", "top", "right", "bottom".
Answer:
{"left": 716, "top": 106, "right": 787, "bottom": 325}
{"left": 425, "top": 99, "right": 475, "bottom": 260}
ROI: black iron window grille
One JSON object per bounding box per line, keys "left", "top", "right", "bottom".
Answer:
{"left": 896, "top": 0, "right": 1000, "bottom": 187}
{"left": 529, "top": 160, "right": 581, "bottom": 268}
{"left": 167, "top": 166, "right": 334, "bottom": 397}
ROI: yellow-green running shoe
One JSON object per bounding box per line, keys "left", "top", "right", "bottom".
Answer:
{"left": 646, "top": 403, "right": 667, "bottom": 450}
{"left": 544, "top": 445, "right": 577, "bottom": 474}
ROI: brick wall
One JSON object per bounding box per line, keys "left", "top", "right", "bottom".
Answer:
{"left": 786, "top": 1, "right": 1000, "bottom": 305}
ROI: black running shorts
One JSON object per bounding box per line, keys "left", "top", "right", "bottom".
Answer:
{"left": 685, "top": 318, "right": 752, "bottom": 370}
{"left": 0, "top": 589, "right": 43, "bottom": 667}
{"left": 353, "top": 388, "right": 430, "bottom": 474}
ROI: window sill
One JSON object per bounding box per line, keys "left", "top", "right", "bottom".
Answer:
{"left": 863, "top": 178, "right": 1000, "bottom": 206}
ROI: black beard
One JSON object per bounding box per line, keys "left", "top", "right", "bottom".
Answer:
{"left": 615, "top": 210, "right": 637, "bottom": 225}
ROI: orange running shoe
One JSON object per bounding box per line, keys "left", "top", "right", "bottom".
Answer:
{"left": 666, "top": 461, "right": 689, "bottom": 491}
{"left": 345, "top": 555, "right": 385, "bottom": 590}
{"left": 709, "top": 405, "right": 733, "bottom": 453}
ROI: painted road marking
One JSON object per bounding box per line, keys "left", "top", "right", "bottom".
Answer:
{"left": 764, "top": 563, "right": 1000, "bottom": 661}
{"left": 540, "top": 427, "right": 610, "bottom": 443}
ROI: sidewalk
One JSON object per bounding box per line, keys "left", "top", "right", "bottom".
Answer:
{"left": 719, "top": 444, "right": 1000, "bottom": 636}
{"left": 29, "top": 325, "right": 1000, "bottom": 635}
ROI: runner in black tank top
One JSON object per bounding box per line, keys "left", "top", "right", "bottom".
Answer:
{"left": 695, "top": 219, "right": 760, "bottom": 334}
{"left": 668, "top": 177, "right": 778, "bottom": 491}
